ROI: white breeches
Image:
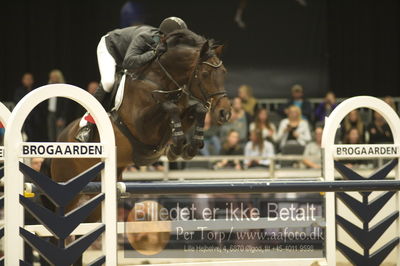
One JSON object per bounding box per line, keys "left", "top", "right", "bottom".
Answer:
{"left": 79, "top": 35, "right": 125, "bottom": 128}
{"left": 97, "top": 35, "right": 116, "bottom": 92}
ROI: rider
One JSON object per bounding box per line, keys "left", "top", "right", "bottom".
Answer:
{"left": 75, "top": 17, "right": 188, "bottom": 142}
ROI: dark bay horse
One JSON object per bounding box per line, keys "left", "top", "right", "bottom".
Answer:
{"left": 49, "top": 29, "right": 231, "bottom": 217}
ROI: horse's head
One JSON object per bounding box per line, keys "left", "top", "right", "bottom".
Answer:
{"left": 188, "top": 41, "right": 231, "bottom": 124}
{"left": 159, "top": 30, "right": 231, "bottom": 124}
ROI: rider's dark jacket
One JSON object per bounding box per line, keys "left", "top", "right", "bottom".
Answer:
{"left": 105, "top": 25, "right": 160, "bottom": 70}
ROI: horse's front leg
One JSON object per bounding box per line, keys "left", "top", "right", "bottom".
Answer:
{"left": 182, "top": 103, "right": 207, "bottom": 160}
{"left": 161, "top": 101, "right": 185, "bottom": 160}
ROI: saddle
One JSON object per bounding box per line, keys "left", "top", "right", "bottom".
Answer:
{"left": 109, "top": 66, "right": 184, "bottom": 109}
{"left": 104, "top": 69, "right": 125, "bottom": 112}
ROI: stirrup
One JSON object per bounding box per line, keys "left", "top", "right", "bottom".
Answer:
{"left": 75, "top": 124, "right": 94, "bottom": 142}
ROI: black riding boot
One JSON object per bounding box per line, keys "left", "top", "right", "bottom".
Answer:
{"left": 75, "top": 85, "right": 108, "bottom": 142}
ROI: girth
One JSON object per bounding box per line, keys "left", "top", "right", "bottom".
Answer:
{"left": 110, "top": 110, "right": 167, "bottom": 166}
{"left": 151, "top": 88, "right": 184, "bottom": 103}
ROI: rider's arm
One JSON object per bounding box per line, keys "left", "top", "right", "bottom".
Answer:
{"left": 122, "top": 34, "right": 156, "bottom": 70}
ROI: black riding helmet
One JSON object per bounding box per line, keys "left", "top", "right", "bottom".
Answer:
{"left": 159, "top": 17, "right": 187, "bottom": 34}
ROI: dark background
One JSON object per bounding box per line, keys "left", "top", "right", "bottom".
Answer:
{"left": 1, "top": 0, "right": 399, "bottom": 102}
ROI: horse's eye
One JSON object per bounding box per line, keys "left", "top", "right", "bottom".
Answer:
{"left": 201, "top": 71, "right": 210, "bottom": 79}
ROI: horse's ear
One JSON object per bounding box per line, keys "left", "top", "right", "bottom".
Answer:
{"left": 200, "top": 41, "right": 210, "bottom": 59}
{"left": 214, "top": 45, "right": 224, "bottom": 58}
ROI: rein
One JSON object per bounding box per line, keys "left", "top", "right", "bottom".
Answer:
{"left": 155, "top": 53, "right": 227, "bottom": 110}
{"left": 113, "top": 44, "right": 228, "bottom": 161}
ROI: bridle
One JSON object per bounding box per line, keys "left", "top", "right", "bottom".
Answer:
{"left": 155, "top": 53, "right": 227, "bottom": 110}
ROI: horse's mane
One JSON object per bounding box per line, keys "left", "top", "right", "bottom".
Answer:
{"left": 165, "top": 29, "right": 215, "bottom": 58}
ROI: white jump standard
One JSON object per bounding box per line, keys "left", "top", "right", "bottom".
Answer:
{"left": 2, "top": 89, "right": 400, "bottom": 266}
{"left": 4, "top": 84, "right": 117, "bottom": 265}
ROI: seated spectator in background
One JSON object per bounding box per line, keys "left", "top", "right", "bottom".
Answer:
{"left": 342, "top": 127, "right": 367, "bottom": 166}
{"left": 302, "top": 126, "right": 323, "bottom": 169}
{"left": 30, "top": 157, "right": 44, "bottom": 172}
{"left": 281, "top": 84, "right": 312, "bottom": 122}
{"left": 47, "top": 69, "right": 67, "bottom": 141}
{"left": 341, "top": 109, "right": 365, "bottom": 143}
{"left": 14, "top": 73, "right": 47, "bottom": 141}
{"left": 383, "top": 96, "right": 398, "bottom": 113}
{"left": 200, "top": 112, "right": 221, "bottom": 156}
{"left": 244, "top": 129, "right": 275, "bottom": 168}
{"left": 64, "top": 81, "right": 100, "bottom": 125}
{"left": 315, "top": 91, "right": 337, "bottom": 123}
{"left": 87, "top": 81, "right": 99, "bottom": 95}
{"left": 344, "top": 127, "right": 363, "bottom": 144}
{"left": 215, "top": 130, "right": 243, "bottom": 170}
{"left": 276, "top": 105, "right": 311, "bottom": 150}
{"left": 249, "top": 108, "right": 276, "bottom": 143}
{"left": 367, "top": 111, "right": 393, "bottom": 144}
{"left": 238, "top": 84, "right": 257, "bottom": 116}
{"left": 220, "top": 97, "right": 251, "bottom": 145}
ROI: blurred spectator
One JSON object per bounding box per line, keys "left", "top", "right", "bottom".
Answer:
{"left": 238, "top": 85, "right": 257, "bottom": 116}
{"left": 341, "top": 109, "right": 365, "bottom": 143}
{"left": 87, "top": 81, "right": 99, "bottom": 95}
{"left": 220, "top": 97, "right": 251, "bottom": 144}
{"left": 281, "top": 84, "right": 312, "bottom": 121}
{"left": 344, "top": 127, "right": 363, "bottom": 144}
{"left": 342, "top": 127, "right": 367, "bottom": 167}
{"left": 14, "top": 73, "right": 47, "bottom": 141}
{"left": 200, "top": 112, "right": 221, "bottom": 156}
{"left": 244, "top": 129, "right": 275, "bottom": 168}
{"left": 249, "top": 108, "right": 276, "bottom": 143}
{"left": 14, "top": 73, "right": 35, "bottom": 140}
{"left": 150, "top": 162, "right": 165, "bottom": 171}
{"left": 215, "top": 130, "right": 243, "bottom": 170}
{"left": 383, "top": 96, "right": 398, "bottom": 113}
{"left": 47, "top": 69, "right": 67, "bottom": 141}
{"left": 276, "top": 105, "right": 311, "bottom": 150}
{"left": 302, "top": 126, "right": 323, "bottom": 169}
{"left": 117, "top": 202, "right": 132, "bottom": 221}
{"left": 30, "top": 157, "right": 44, "bottom": 172}
{"left": 14, "top": 73, "right": 34, "bottom": 103}
{"left": 65, "top": 81, "right": 100, "bottom": 125}
{"left": 120, "top": 1, "right": 145, "bottom": 28}
{"left": 367, "top": 111, "right": 393, "bottom": 144}
{"left": 314, "top": 91, "right": 337, "bottom": 123}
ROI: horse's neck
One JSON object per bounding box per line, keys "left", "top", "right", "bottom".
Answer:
{"left": 157, "top": 48, "right": 198, "bottom": 89}
{"left": 117, "top": 48, "right": 196, "bottom": 132}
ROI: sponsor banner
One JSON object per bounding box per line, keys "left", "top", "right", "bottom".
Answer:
{"left": 333, "top": 144, "right": 400, "bottom": 159}
{"left": 18, "top": 142, "right": 107, "bottom": 158}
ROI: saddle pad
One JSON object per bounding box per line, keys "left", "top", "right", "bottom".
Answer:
{"left": 113, "top": 73, "right": 126, "bottom": 111}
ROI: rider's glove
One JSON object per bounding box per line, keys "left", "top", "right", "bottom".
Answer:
{"left": 154, "top": 43, "right": 167, "bottom": 57}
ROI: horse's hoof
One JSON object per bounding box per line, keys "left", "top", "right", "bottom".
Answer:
{"left": 172, "top": 135, "right": 185, "bottom": 149}
{"left": 170, "top": 142, "right": 184, "bottom": 156}
{"left": 166, "top": 146, "right": 179, "bottom": 161}
{"left": 182, "top": 144, "right": 196, "bottom": 160}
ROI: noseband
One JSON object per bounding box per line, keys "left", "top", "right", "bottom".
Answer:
{"left": 156, "top": 55, "right": 227, "bottom": 110}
